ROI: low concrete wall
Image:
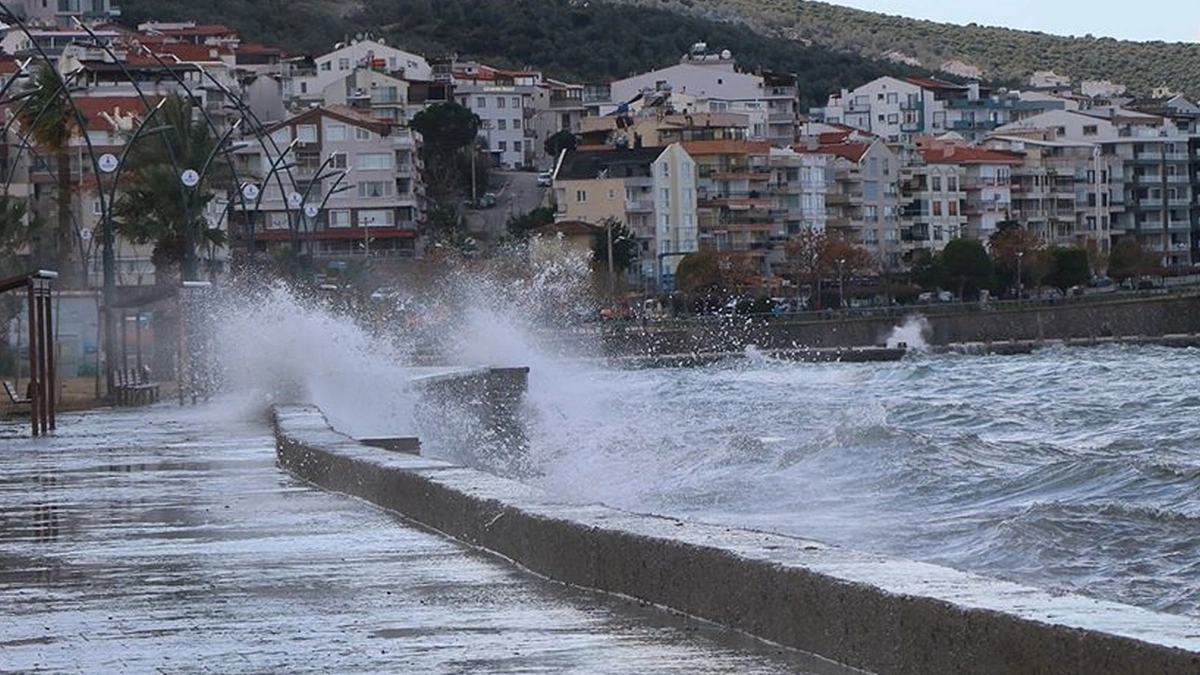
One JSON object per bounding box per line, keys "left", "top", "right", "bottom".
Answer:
{"left": 601, "top": 293, "right": 1200, "bottom": 353}
{"left": 274, "top": 404, "right": 1200, "bottom": 675}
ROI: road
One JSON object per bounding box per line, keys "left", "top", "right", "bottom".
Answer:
{"left": 463, "top": 169, "right": 550, "bottom": 243}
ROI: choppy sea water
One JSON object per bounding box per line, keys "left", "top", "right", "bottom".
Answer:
{"left": 520, "top": 344, "right": 1200, "bottom": 618}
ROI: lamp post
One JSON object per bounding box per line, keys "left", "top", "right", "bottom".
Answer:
{"left": 836, "top": 257, "right": 845, "bottom": 309}
{"left": 1016, "top": 250, "right": 1024, "bottom": 302}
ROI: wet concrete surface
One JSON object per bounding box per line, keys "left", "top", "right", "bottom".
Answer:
{"left": 0, "top": 406, "right": 862, "bottom": 674}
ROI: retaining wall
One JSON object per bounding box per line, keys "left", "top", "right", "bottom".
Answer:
{"left": 601, "top": 294, "right": 1200, "bottom": 353}
{"left": 274, "top": 404, "right": 1200, "bottom": 675}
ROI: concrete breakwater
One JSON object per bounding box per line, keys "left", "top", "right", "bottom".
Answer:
{"left": 274, "top": 378, "right": 1200, "bottom": 675}
{"left": 600, "top": 293, "right": 1200, "bottom": 354}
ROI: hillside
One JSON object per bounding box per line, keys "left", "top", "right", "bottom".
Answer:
{"left": 610, "top": 0, "right": 1200, "bottom": 97}
{"left": 114, "top": 0, "right": 953, "bottom": 106}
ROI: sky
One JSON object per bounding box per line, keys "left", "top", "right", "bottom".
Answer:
{"left": 825, "top": 1, "right": 1200, "bottom": 43}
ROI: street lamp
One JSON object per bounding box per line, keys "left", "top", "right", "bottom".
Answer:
{"left": 1016, "top": 250, "right": 1024, "bottom": 302}
{"left": 836, "top": 257, "right": 845, "bottom": 309}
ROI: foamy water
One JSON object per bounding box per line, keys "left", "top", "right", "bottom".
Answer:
{"left": 199, "top": 268, "right": 1200, "bottom": 620}
{"left": 521, "top": 345, "right": 1200, "bottom": 619}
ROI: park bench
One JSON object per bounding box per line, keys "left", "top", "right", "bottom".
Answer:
{"left": 114, "top": 367, "right": 159, "bottom": 406}
{"left": 3, "top": 380, "right": 31, "bottom": 416}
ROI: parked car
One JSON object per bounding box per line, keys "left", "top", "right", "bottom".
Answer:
{"left": 536, "top": 171, "right": 553, "bottom": 187}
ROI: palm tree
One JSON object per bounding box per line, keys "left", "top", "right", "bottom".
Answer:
{"left": 113, "top": 95, "right": 228, "bottom": 286}
{"left": 15, "top": 64, "right": 80, "bottom": 287}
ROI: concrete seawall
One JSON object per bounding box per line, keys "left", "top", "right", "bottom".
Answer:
{"left": 274, "top": 404, "right": 1200, "bottom": 675}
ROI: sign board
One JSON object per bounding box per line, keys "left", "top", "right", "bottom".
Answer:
{"left": 79, "top": 228, "right": 92, "bottom": 241}
{"left": 180, "top": 169, "right": 200, "bottom": 187}
{"left": 304, "top": 204, "right": 319, "bottom": 218}
{"left": 241, "top": 183, "right": 260, "bottom": 201}
{"left": 97, "top": 153, "right": 119, "bottom": 173}
{"left": 287, "top": 191, "right": 303, "bottom": 208}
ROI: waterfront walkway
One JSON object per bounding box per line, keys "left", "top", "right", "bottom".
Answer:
{"left": 0, "top": 405, "right": 857, "bottom": 674}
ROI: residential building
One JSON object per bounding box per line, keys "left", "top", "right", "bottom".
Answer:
{"left": 452, "top": 62, "right": 543, "bottom": 168}
{"left": 797, "top": 140, "right": 903, "bottom": 269}
{"left": 815, "top": 76, "right": 1065, "bottom": 144}
{"left": 914, "top": 141, "right": 1024, "bottom": 243}
{"left": 553, "top": 144, "right": 697, "bottom": 288}
{"left": 237, "top": 105, "right": 425, "bottom": 259}
{"left": 527, "top": 78, "right": 585, "bottom": 168}
{"left": 14, "top": 0, "right": 120, "bottom": 26}
{"left": 285, "top": 40, "right": 432, "bottom": 106}
{"left": 600, "top": 43, "right": 798, "bottom": 146}
{"left": 897, "top": 149, "right": 968, "bottom": 258}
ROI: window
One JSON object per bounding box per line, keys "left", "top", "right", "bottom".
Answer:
{"left": 329, "top": 152, "right": 347, "bottom": 169}
{"left": 497, "top": 97, "right": 506, "bottom": 109}
{"left": 512, "top": 96, "right": 520, "bottom": 108}
{"left": 320, "top": 61, "right": 331, "bottom": 71}
{"left": 660, "top": 163, "right": 669, "bottom": 177}
{"left": 933, "top": 201, "right": 943, "bottom": 216}
{"left": 947, "top": 175, "right": 958, "bottom": 192}
{"left": 355, "top": 127, "right": 371, "bottom": 141}
{"left": 358, "top": 153, "right": 392, "bottom": 170}
{"left": 497, "top": 119, "right": 507, "bottom": 131}
{"left": 270, "top": 127, "right": 291, "bottom": 145}
{"left": 931, "top": 175, "right": 942, "bottom": 191}
{"left": 296, "top": 125, "right": 317, "bottom": 143}
{"left": 475, "top": 96, "right": 486, "bottom": 108}
{"left": 513, "top": 118, "right": 521, "bottom": 130}
{"left": 92, "top": 199, "right": 103, "bottom": 215}
{"left": 887, "top": 113, "right": 898, "bottom": 124}
{"left": 299, "top": 82, "right": 307, "bottom": 94}
{"left": 660, "top": 188, "right": 670, "bottom": 203}
{"left": 498, "top": 141, "right": 506, "bottom": 152}
{"left": 1083, "top": 125, "right": 1098, "bottom": 136}
{"left": 576, "top": 190, "right": 587, "bottom": 202}
{"left": 948, "top": 201, "right": 958, "bottom": 216}
{"left": 886, "top": 92, "right": 898, "bottom": 104}
{"left": 357, "top": 181, "right": 393, "bottom": 198}
{"left": 356, "top": 209, "right": 394, "bottom": 227}
{"left": 328, "top": 210, "right": 351, "bottom": 228}
{"left": 325, "top": 123, "right": 346, "bottom": 142}
{"left": 338, "top": 58, "right": 350, "bottom": 70}
{"left": 513, "top": 141, "right": 521, "bottom": 152}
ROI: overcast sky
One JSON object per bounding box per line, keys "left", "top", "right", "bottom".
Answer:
{"left": 825, "top": 1, "right": 1200, "bottom": 43}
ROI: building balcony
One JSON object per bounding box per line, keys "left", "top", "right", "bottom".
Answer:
{"left": 624, "top": 199, "right": 654, "bottom": 213}
{"left": 767, "top": 112, "right": 794, "bottom": 123}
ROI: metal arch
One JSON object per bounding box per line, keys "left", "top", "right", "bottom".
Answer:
{"left": 129, "top": 42, "right": 304, "bottom": 262}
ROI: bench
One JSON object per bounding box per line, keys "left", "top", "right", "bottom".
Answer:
{"left": 3, "top": 380, "right": 32, "bottom": 416}
{"left": 114, "top": 367, "right": 160, "bottom": 406}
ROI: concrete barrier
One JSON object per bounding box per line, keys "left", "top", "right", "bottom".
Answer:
{"left": 273, "top": 403, "right": 1200, "bottom": 675}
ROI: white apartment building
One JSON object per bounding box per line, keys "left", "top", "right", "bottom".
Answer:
{"left": 286, "top": 40, "right": 432, "bottom": 104}
{"left": 603, "top": 44, "right": 797, "bottom": 147}
{"left": 455, "top": 83, "right": 536, "bottom": 169}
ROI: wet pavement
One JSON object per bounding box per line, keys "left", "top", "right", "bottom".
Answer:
{"left": 0, "top": 405, "right": 862, "bottom": 674}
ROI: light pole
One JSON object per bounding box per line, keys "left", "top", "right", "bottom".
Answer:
{"left": 1016, "top": 250, "right": 1024, "bottom": 302}
{"left": 836, "top": 257, "right": 845, "bottom": 309}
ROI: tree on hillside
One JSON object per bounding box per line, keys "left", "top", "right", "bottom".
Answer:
{"left": 410, "top": 102, "right": 481, "bottom": 201}
{"left": 16, "top": 64, "right": 81, "bottom": 287}
{"left": 544, "top": 130, "right": 577, "bottom": 160}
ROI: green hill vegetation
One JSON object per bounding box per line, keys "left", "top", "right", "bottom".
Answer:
{"left": 115, "top": 0, "right": 952, "bottom": 106}
{"left": 610, "top": 0, "right": 1200, "bottom": 97}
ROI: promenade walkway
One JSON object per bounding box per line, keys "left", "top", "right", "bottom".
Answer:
{"left": 0, "top": 405, "right": 858, "bottom": 674}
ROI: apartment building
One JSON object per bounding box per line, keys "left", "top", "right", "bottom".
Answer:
{"left": 815, "top": 76, "right": 1064, "bottom": 144}
{"left": 449, "top": 62, "right": 544, "bottom": 169}
{"left": 13, "top": 0, "right": 119, "bottom": 26}
{"left": 238, "top": 105, "right": 425, "bottom": 259}
{"left": 897, "top": 150, "right": 967, "bottom": 258}
{"left": 914, "top": 143, "right": 1024, "bottom": 243}
{"left": 600, "top": 44, "right": 798, "bottom": 146}
{"left": 527, "top": 78, "right": 585, "bottom": 168}
{"left": 285, "top": 40, "right": 432, "bottom": 106}
{"left": 797, "top": 140, "right": 902, "bottom": 268}
{"left": 552, "top": 144, "right": 698, "bottom": 288}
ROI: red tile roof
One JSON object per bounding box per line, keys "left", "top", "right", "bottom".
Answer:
{"left": 919, "top": 146, "right": 1024, "bottom": 164}
{"left": 793, "top": 142, "right": 870, "bottom": 162}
